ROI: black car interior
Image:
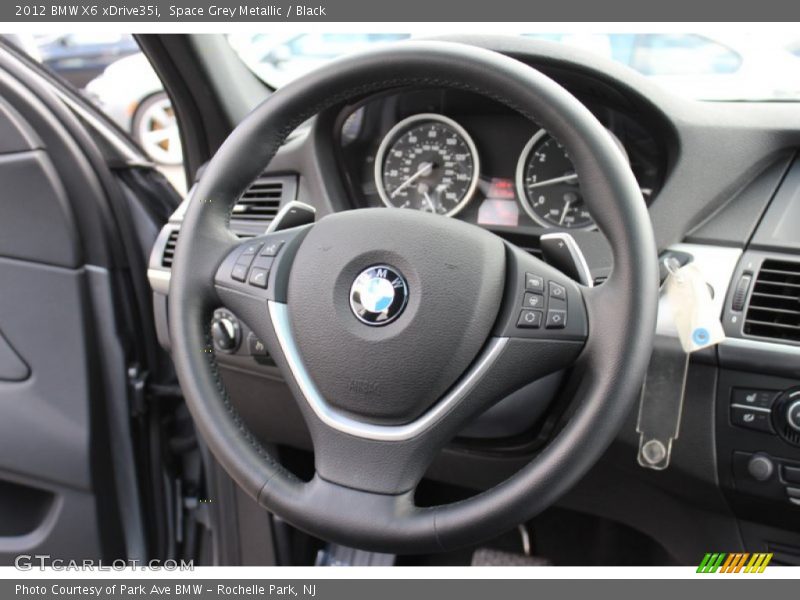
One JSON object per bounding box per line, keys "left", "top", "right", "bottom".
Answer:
{"left": 1, "top": 34, "right": 800, "bottom": 567}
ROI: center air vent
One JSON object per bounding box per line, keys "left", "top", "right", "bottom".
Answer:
{"left": 232, "top": 175, "right": 296, "bottom": 224}
{"left": 744, "top": 259, "right": 800, "bottom": 343}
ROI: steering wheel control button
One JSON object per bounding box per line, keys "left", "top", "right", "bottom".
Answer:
{"left": 349, "top": 265, "right": 409, "bottom": 326}
{"left": 731, "top": 389, "right": 776, "bottom": 410}
{"left": 731, "top": 405, "right": 774, "bottom": 433}
{"left": 260, "top": 240, "right": 285, "bottom": 257}
{"left": 240, "top": 241, "right": 263, "bottom": 257}
{"left": 251, "top": 256, "right": 275, "bottom": 271}
{"left": 549, "top": 281, "right": 567, "bottom": 301}
{"left": 517, "top": 309, "right": 543, "bottom": 328}
{"left": 231, "top": 263, "right": 249, "bottom": 282}
{"left": 747, "top": 453, "right": 775, "bottom": 482}
{"left": 248, "top": 267, "right": 270, "bottom": 289}
{"left": 525, "top": 273, "right": 544, "bottom": 292}
{"left": 546, "top": 308, "right": 567, "bottom": 329}
{"left": 523, "top": 292, "right": 544, "bottom": 309}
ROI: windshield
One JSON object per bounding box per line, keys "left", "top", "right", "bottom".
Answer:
{"left": 227, "top": 31, "right": 800, "bottom": 101}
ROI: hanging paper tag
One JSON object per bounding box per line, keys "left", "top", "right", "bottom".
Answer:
{"left": 664, "top": 262, "right": 725, "bottom": 353}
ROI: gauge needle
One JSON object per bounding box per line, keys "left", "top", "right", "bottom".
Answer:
{"left": 421, "top": 190, "right": 436, "bottom": 213}
{"left": 559, "top": 198, "right": 574, "bottom": 226}
{"left": 390, "top": 161, "right": 434, "bottom": 198}
{"left": 527, "top": 172, "right": 578, "bottom": 190}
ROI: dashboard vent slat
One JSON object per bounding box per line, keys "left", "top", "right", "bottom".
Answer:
{"left": 744, "top": 259, "right": 800, "bottom": 343}
{"left": 157, "top": 176, "right": 296, "bottom": 271}
{"left": 161, "top": 229, "right": 179, "bottom": 268}
{"left": 231, "top": 176, "right": 295, "bottom": 224}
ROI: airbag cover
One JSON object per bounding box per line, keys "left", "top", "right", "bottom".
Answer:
{"left": 287, "top": 208, "right": 505, "bottom": 424}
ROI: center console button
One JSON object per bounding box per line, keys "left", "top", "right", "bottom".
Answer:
{"left": 730, "top": 405, "right": 773, "bottom": 433}
{"left": 731, "top": 389, "right": 776, "bottom": 410}
{"left": 784, "top": 466, "right": 800, "bottom": 485}
{"left": 747, "top": 453, "right": 774, "bottom": 482}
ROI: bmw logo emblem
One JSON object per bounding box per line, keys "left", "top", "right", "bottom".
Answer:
{"left": 349, "top": 265, "right": 408, "bottom": 326}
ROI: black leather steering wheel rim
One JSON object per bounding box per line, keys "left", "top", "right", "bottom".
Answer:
{"left": 169, "top": 41, "right": 658, "bottom": 553}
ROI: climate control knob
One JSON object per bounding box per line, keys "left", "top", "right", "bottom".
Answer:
{"left": 786, "top": 399, "right": 800, "bottom": 433}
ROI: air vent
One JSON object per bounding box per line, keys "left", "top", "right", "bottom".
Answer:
{"left": 744, "top": 259, "right": 800, "bottom": 343}
{"left": 231, "top": 177, "right": 286, "bottom": 223}
{"left": 161, "top": 229, "right": 179, "bottom": 268}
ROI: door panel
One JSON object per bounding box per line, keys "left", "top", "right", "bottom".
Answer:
{"left": 0, "top": 55, "right": 133, "bottom": 563}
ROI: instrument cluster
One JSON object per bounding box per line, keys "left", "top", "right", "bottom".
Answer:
{"left": 336, "top": 88, "right": 666, "bottom": 233}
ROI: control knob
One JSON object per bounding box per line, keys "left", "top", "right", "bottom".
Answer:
{"left": 746, "top": 453, "right": 774, "bottom": 482}
{"left": 211, "top": 312, "right": 241, "bottom": 353}
{"left": 786, "top": 398, "right": 800, "bottom": 433}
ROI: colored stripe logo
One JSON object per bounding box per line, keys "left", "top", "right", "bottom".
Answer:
{"left": 697, "top": 552, "right": 773, "bottom": 573}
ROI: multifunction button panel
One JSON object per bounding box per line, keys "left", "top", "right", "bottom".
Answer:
{"left": 229, "top": 239, "right": 286, "bottom": 289}
{"left": 494, "top": 245, "right": 588, "bottom": 342}
{"left": 517, "top": 273, "right": 568, "bottom": 330}
{"left": 214, "top": 227, "right": 307, "bottom": 304}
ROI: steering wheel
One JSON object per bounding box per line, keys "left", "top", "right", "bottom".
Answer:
{"left": 169, "top": 41, "right": 658, "bottom": 553}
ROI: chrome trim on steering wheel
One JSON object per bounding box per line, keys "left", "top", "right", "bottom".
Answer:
{"left": 268, "top": 301, "right": 508, "bottom": 441}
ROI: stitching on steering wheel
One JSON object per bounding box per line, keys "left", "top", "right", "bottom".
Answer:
{"left": 202, "top": 327, "right": 296, "bottom": 478}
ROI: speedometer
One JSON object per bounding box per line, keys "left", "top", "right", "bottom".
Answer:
{"left": 515, "top": 129, "right": 595, "bottom": 230}
{"left": 375, "top": 113, "right": 479, "bottom": 217}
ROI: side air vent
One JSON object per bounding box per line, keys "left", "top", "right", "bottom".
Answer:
{"left": 231, "top": 175, "right": 296, "bottom": 224}
{"left": 161, "top": 229, "right": 179, "bottom": 268}
{"left": 744, "top": 259, "right": 800, "bottom": 343}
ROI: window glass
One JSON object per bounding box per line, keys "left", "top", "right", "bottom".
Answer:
{"left": 228, "top": 31, "right": 800, "bottom": 101}
{"left": 1, "top": 33, "right": 185, "bottom": 194}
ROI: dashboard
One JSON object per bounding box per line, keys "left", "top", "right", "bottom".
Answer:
{"left": 334, "top": 87, "right": 667, "bottom": 235}
{"left": 148, "top": 36, "right": 800, "bottom": 564}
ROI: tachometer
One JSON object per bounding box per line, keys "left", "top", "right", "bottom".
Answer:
{"left": 515, "top": 129, "right": 595, "bottom": 230}
{"left": 375, "top": 113, "right": 479, "bottom": 217}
